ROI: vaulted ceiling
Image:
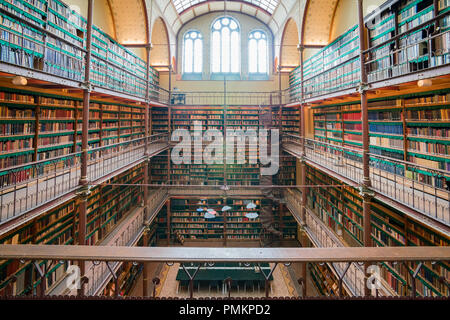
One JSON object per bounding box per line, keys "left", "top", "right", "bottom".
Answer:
{"left": 104, "top": 0, "right": 342, "bottom": 67}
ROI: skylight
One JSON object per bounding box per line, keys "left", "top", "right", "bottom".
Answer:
{"left": 172, "top": 0, "right": 279, "bottom": 14}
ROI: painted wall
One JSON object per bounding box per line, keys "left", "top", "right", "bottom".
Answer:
{"left": 329, "top": 0, "right": 387, "bottom": 41}
{"left": 65, "top": 0, "right": 115, "bottom": 37}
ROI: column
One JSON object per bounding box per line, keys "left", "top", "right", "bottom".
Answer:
{"left": 357, "top": 0, "right": 375, "bottom": 297}
{"left": 298, "top": 44, "right": 307, "bottom": 297}
{"left": 77, "top": 0, "right": 94, "bottom": 297}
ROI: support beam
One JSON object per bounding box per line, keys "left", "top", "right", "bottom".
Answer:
{"left": 0, "top": 245, "right": 448, "bottom": 263}
{"left": 357, "top": 0, "right": 374, "bottom": 298}
{"left": 77, "top": 0, "right": 94, "bottom": 297}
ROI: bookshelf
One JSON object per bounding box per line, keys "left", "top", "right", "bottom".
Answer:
{"left": 154, "top": 197, "right": 297, "bottom": 242}
{"left": 0, "top": 0, "right": 160, "bottom": 98}
{"left": 305, "top": 164, "right": 449, "bottom": 296}
{"left": 0, "top": 164, "right": 144, "bottom": 295}
{"left": 289, "top": 0, "right": 450, "bottom": 99}
{"left": 309, "top": 262, "right": 343, "bottom": 296}
{"left": 165, "top": 105, "right": 298, "bottom": 186}
{"left": 312, "top": 88, "right": 450, "bottom": 188}
{"left": 0, "top": 86, "right": 147, "bottom": 171}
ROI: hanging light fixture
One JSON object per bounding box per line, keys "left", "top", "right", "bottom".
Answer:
{"left": 12, "top": 76, "right": 27, "bottom": 86}
{"left": 222, "top": 205, "right": 232, "bottom": 212}
{"left": 246, "top": 202, "right": 257, "bottom": 209}
{"left": 245, "top": 212, "right": 259, "bottom": 219}
{"left": 417, "top": 79, "right": 432, "bottom": 87}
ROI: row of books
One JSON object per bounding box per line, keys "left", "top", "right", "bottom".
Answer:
{"left": 369, "top": 111, "right": 402, "bottom": 121}
{"left": 0, "top": 0, "right": 159, "bottom": 98}
{"left": 406, "top": 126, "right": 450, "bottom": 138}
{"left": 370, "top": 136, "right": 404, "bottom": 149}
{"left": 0, "top": 122, "right": 35, "bottom": 135}
{"left": 407, "top": 109, "right": 450, "bottom": 120}
{"left": 408, "top": 140, "right": 450, "bottom": 155}
{"left": 0, "top": 106, "right": 34, "bottom": 117}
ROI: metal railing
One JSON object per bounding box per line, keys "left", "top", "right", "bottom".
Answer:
{"left": 284, "top": 188, "right": 368, "bottom": 297}
{"left": 282, "top": 134, "right": 450, "bottom": 225}
{"left": 170, "top": 91, "right": 285, "bottom": 106}
{"left": 0, "top": 244, "right": 448, "bottom": 298}
{"left": 0, "top": 133, "right": 169, "bottom": 224}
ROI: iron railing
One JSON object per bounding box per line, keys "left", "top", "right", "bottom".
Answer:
{"left": 170, "top": 91, "right": 285, "bottom": 106}
{"left": 0, "top": 134, "right": 169, "bottom": 224}
{"left": 0, "top": 244, "right": 448, "bottom": 298}
{"left": 282, "top": 134, "right": 450, "bottom": 225}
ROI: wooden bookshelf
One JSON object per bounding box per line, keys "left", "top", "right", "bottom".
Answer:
{"left": 0, "top": 0, "right": 159, "bottom": 98}
{"left": 305, "top": 164, "right": 449, "bottom": 296}
{"left": 0, "top": 163, "right": 145, "bottom": 295}
{"left": 312, "top": 88, "right": 450, "bottom": 188}
{"left": 0, "top": 86, "right": 147, "bottom": 172}
{"left": 151, "top": 197, "right": 297, "bottom": 242}
{"left": 289, "top": 0, "right": 450, "bottom": 99}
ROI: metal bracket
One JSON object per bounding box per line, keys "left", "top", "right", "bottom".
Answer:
{"left": 357, "top": 82, "right": 369, "bottom": 94}
{"left": 80, "top": 81, "right": 93, "bottom": 92}
{"left": 76, "top": 184, "right": 92, "bottom": 198}
{"left": 258, "top": 263, "right": 278, "bottom": 298}
{"left": 180, "top": 263, "right": 202, "bottom": 298}
{"left": 358, "top": 184, "right": 375, "bottom": 198}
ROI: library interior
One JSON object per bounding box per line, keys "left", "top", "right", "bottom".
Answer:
{"left": 0, "top": 0, "right": 449, "bottom": 300}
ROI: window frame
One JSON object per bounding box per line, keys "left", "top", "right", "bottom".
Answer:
{"left": 182, "top": 29, "right": 203, "bottom": 75}
{"left": 210, "top": 16, "right": 241, "bottom": 76}
{"left": 248, "top": 29, "right": 269, "bottom": 75}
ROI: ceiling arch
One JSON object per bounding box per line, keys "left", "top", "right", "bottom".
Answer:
{"left": 280, "top": 18, "right": 299, "bottom": 68}
{"left": 301, "top": 0, "right": 339, "bottom": 46}
{"left": 150, "top": 17, "right": 171, "bottom": 68}
{"left": 107, "top": 0, "right": 149, "bottom": 44}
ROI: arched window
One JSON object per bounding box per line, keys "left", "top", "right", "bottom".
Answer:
{"left": 211, "top": 16, "right": 240, "bottom": 73}
{"left": 183, "top": 30, "right": 203, "bottom": 73}
{"left": 248, "top": 30, "right": 268, "bottom": 74}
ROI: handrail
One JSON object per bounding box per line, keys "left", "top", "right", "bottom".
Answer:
{"left": 0, "top": 133, "right": 168, "bottom": 174}
{"left": 0, "top": 245, "right": 448, "bottom": 262}
{"left": 283, "top": 135, "right": 450, "bottom": 177}
{"left": 299, "top": 136, "right": 450, "bottom": 177}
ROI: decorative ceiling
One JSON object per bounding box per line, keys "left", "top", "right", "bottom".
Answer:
{"left": 302, "top": 0, "right": 339, "bottom": 46}
{"left": 154, "top": 0, "right": 296, "bottom": 36}
{"left": 172, "top": 0, "right": 280, "bottom": 14}
{"left": 102, "top": 0, "right": 343, "bottom": 66}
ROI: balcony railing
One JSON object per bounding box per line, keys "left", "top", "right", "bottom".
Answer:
{"left": 282, "top": 134, "right": 450, "bottom": 226}
{"left": 0, "top": 244, "right": 448, "bottom": 298}
{"left": 0, "top": 134, "right": 169, "bottom": 225}
{"left": 170, "top": 91, "right": 285, "bottom": 106}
